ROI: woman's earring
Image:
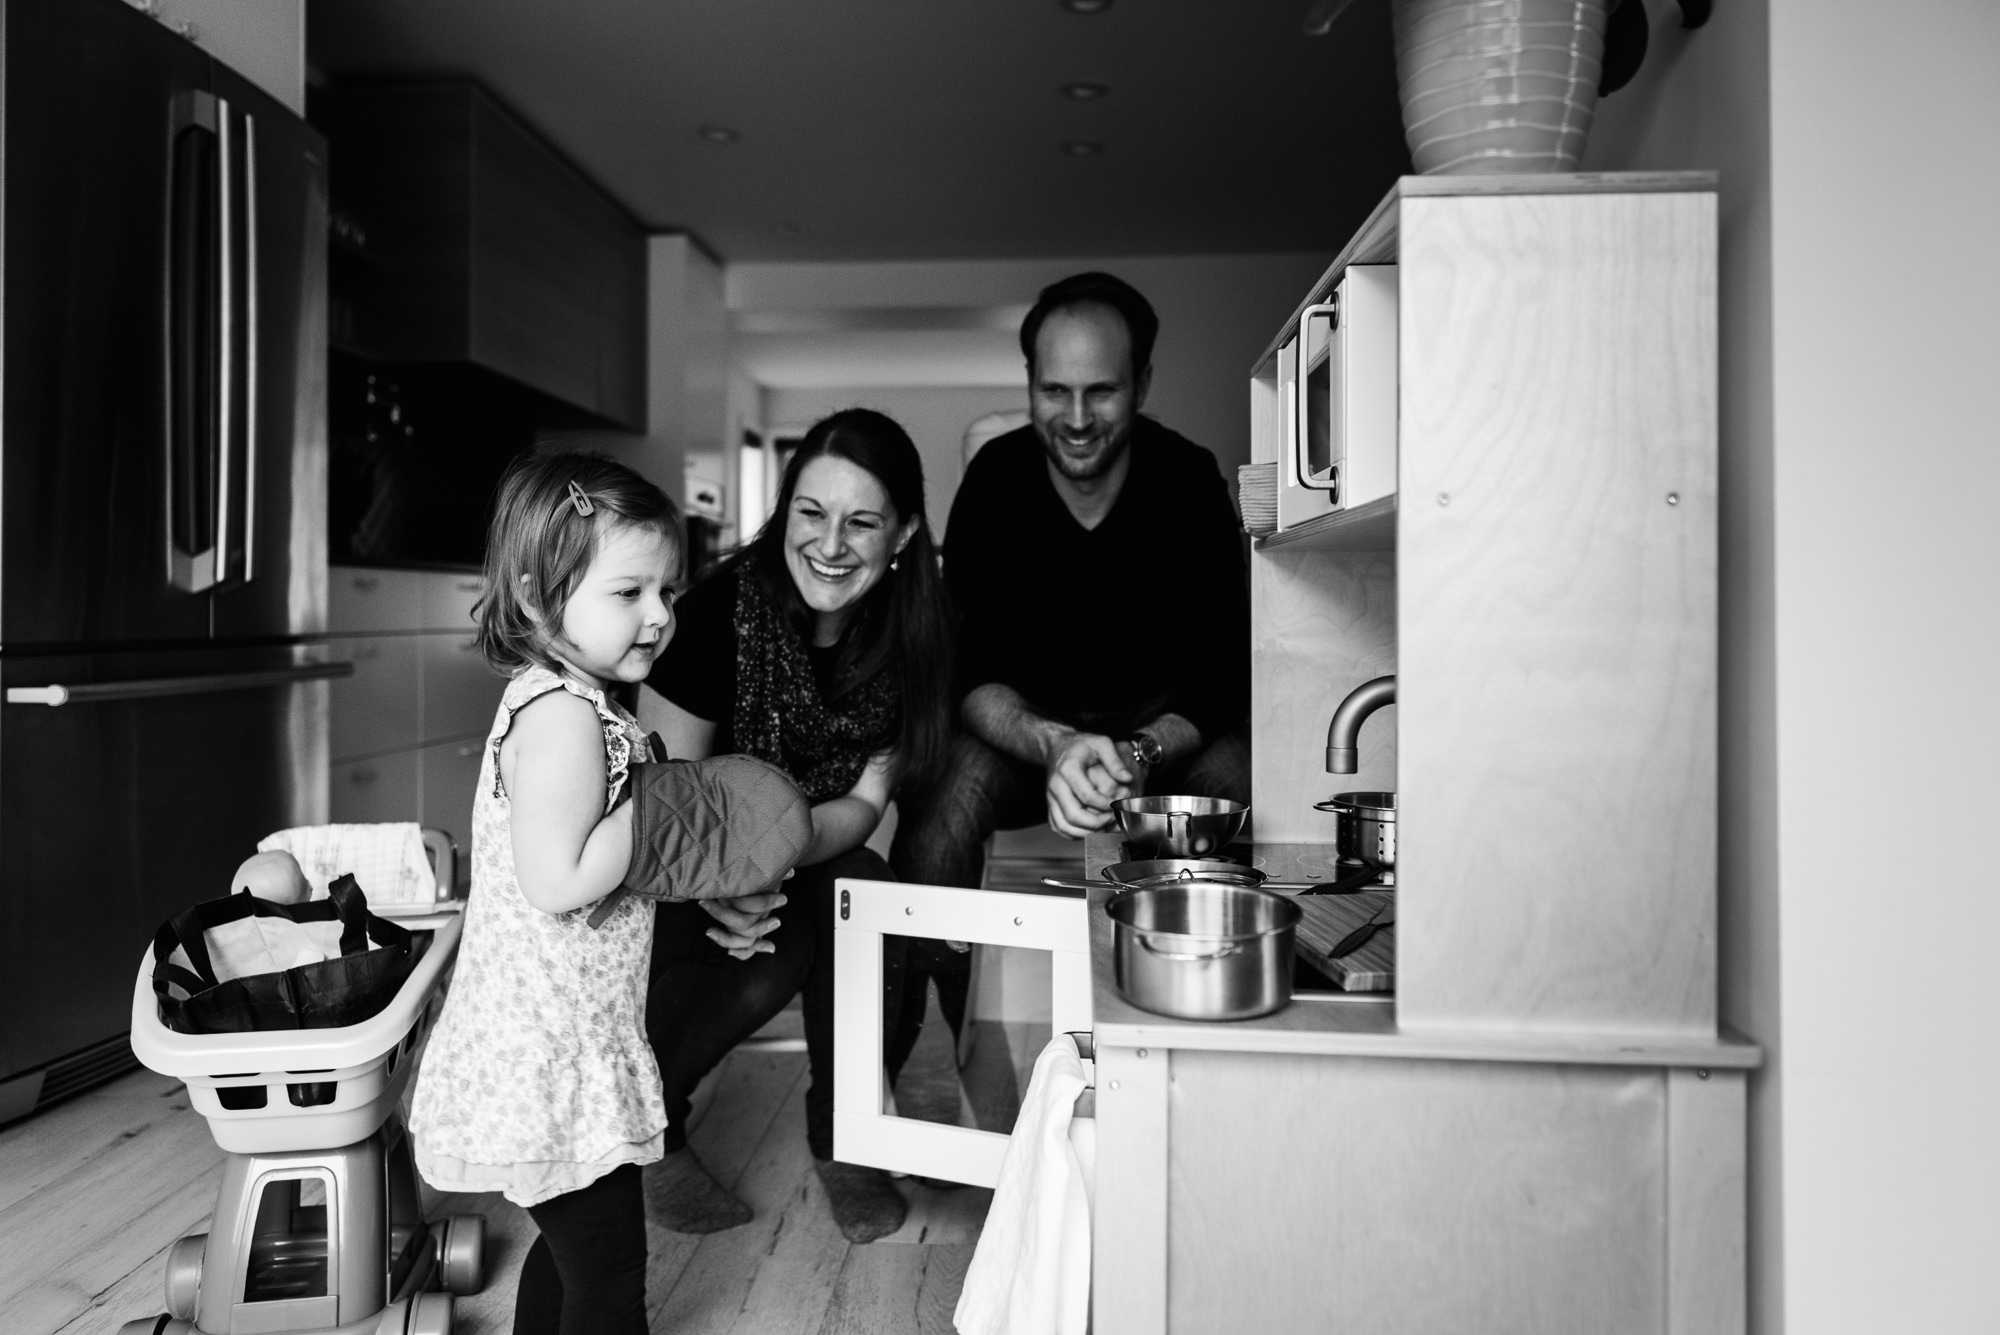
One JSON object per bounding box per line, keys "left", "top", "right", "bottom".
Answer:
{"left": 890, "top": 556, "right": 900, "bottom": 572}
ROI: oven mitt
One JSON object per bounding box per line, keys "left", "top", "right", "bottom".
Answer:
{"left": 587, "top": 754, "right": 814, "bottom": 928}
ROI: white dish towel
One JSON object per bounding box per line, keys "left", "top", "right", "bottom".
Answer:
{"left": 258, "top": 823, "right": 437, "bottom": 910}
{"left": 955, "top": 1033, "right": 1097, "bottom": 1335}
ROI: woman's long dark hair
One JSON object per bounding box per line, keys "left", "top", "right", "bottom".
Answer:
{"left": 734, "top": 408, "right": 954, "bottom": 791}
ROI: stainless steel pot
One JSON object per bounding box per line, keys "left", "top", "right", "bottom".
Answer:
{"left": 1317, "top": 791, "right": 1396, "bottom": 878}
{"left": 1106, "top": 883, "right": 1302, "bottom": 1021}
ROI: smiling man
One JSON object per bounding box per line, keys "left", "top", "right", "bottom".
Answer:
{"left": 891, "top": 272, "right": 1251, "bottom": 896}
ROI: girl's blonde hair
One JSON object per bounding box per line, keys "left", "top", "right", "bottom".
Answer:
{"left": 474, "top": 450, "right": 683, "bottom": 676}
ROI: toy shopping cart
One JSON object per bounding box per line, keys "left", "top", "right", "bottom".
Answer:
{"left": 119, "top": 830, "right": 482, "bottom": 1335}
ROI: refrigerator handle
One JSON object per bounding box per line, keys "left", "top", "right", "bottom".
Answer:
{"left": 165, "top": 90, "right": 222, "bottom": 594}
{"left": 213, "top": 97, "right": 235, "bottom": 589}
{"left": 6, "top": 661, "right": 353, "bottom": 708}
{"left": 240, "top": 110, "right": 259, "bottom": 586}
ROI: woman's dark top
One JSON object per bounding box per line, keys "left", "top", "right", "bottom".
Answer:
{"left": 646, "top": 565, "right": 899, "bottom": 803}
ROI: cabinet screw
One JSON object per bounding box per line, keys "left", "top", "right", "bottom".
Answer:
{"left": 1108, "top": 1080, "right": 1120, "bottom": 1091}
{"left": 1436, "top": 492, "right": 1451, "bottom": 507}
{"left": 1667, "top": 492, "right": 1681, "bottom": 506}
{"left": 1697, "top": 1068, "right": 1711, "bottom": 1080}
{"left": 1014, "top": 916, "right": 1023, "bottom": 926}
{"left": 1137, "top": 1049, "right": 1148, "bottom": 1059}
{"left": 904, "top": 906, "right": 913, "bottom": 915}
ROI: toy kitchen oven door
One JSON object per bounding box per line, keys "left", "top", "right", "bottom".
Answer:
{"left": 832, "top": 878, "right": 1091, "bottom": 1187}
{"left": 1276, "top": 262, "right": 1399, "bottom": 531}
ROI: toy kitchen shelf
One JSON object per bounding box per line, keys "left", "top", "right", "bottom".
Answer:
{"left": 1086, "top": 171, "right": 1758, "bottom": 1335}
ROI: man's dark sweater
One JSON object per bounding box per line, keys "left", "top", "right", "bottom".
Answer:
{"left": 943, "top": 417, "right": 1249, "bottom": 744}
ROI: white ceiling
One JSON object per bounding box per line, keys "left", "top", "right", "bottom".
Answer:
{"left": 306, "top": 0, "right": 1412, "bottom": 264}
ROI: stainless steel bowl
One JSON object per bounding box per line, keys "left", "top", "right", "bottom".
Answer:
{"left": 1113, "top": 795, "right": 1249, "bottom": 858}
{"left": 1106, "top": 883, "right": 1301, "bottom": 1020}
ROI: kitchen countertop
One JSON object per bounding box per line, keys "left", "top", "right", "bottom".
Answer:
{"left": 1083, "top": 832, "right": 1762, "bottom": 1069}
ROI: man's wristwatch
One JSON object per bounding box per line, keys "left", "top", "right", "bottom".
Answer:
{"left": 1120, "top": 731, "right": 1164, "bottom": 772}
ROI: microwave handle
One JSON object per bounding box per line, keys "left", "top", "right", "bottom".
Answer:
{"left": 1295, "top": 302, "right": 1341, "bottom": 492}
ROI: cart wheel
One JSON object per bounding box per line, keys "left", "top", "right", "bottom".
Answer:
{"left": 406, "top": 1290, "right": 454, "bottom": 1335}
{"left": 163, "top": 1234, "right": 205, "bottom": 1319}
{"left": 439, "top": 1213, "right": 484, "bottom": 1295}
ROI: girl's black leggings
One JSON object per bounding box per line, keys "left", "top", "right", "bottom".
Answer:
{"left": 513, "top": 1164, "right": 647, "bottom": 1335}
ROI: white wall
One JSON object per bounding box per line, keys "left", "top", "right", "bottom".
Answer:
{"left": 1766, "top": 1, "right": 2000, "bottom": 1329}
{"left": 153, "top": 0, "right": 304, "bottom": 114}
{"left": 728, "top": 253, "right": 1338, "bottom": 481}
{"left": 1586, "top": 1, "right": 2000, "bottom": 1329}
{"left": 761, "top": 384, "right": 1032, "bottom": 541}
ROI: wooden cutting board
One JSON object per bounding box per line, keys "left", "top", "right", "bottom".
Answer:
{"left": 1292, "top": 890, "right": 1395, "bottom": 992}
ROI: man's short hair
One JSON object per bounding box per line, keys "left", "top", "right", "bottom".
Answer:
{"left": 1019, "top": 271, "right": 1160, "bottom": 379}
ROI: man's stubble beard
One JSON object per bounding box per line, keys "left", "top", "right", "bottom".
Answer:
{"left": 1038, "top": 424, "right": 1130, "bottom": 483}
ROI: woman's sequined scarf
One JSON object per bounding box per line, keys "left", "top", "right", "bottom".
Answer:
{"left": 732, "top": 571, "right": 901, "bottom": 803}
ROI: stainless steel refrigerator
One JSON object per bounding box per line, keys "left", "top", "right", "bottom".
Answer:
{"left": 0, "top": 0, "right": 337, "bottom": 1121}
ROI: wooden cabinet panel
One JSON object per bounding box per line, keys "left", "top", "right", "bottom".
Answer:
{"left": 1165, "top": 1052, "right": 1668, "bottom": 1333}
{"left": 419, "top": 735, "right": 486, "bottom": 858}
{"left": 468, "top": 94, "right": 603, "bottom": 414}
{"left": 327, "top": 634, "right": 423, "bottom": 762}
{"left": 421, "top": 632, "right": 503, "bottom": 744}
{"left": 316, "top": 84, "right": 647, "bottom": 429}
{"left": 327, "top": 566, "right": 425, "bottom": 634}
{"left": 593, "top": 199, "right": 648, "bottom": 431}
{"left": 330, "top": 751, "right": 421, "bottom": 825}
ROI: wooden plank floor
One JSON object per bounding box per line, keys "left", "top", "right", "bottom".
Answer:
{"left": 0, "top": 993, "right": 991, "bottom": 1335}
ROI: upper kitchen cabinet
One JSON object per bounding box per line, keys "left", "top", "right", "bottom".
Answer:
{"left": 313, "top": 83, "right": 647, "bottom": 431}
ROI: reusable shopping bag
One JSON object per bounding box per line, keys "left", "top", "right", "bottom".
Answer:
{"left": 151, "top": 874, "right": 417, "bottom": 1034}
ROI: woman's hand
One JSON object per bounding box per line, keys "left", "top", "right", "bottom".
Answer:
{"left": 702, "top": 886, "right": 788, "bottom": 960}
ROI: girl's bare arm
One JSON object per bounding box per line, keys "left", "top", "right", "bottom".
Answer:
{"left": 502, "top": 689, "right": 635, "bottom": 915}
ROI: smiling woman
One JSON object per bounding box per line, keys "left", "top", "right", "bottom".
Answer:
{"left": 635, "top": 408, "right": 956, "bottom": 1245}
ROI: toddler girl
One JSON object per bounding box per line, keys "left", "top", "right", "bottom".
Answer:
{"left": 411, "top": 451, "right": 681, "bottom": 1334}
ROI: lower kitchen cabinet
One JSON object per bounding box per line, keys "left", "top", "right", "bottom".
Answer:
{"left": 418, "top": 735, "right": 486, "bottom": 870}
{"left": 327, "top": 634, "right": 423, "bottom": 760}
{"left": 329, "top": 751, "right": 421, "bottom": 826}
{"left": 421, "top": 630, "right": 499, "bottom": 744}
{"left": 1091, "top": 1028, "right": 1750, "bottom": 1334}
{"left": 321, "top": 566, "right": 501, "bottom": 851}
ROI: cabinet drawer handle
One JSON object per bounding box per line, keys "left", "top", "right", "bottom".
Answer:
{"left": 355, "top": 644, "right": 380, "bottom": 660}
{"left": 351, "top": 767, "right": 379, "bottom": 785}
{"left": 352, "top": 576, "right": 379, "bottom": 592}
{"left": 456, "top": 580, "right": 481, "bottom": 593}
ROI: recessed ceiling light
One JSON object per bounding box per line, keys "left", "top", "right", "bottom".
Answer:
{"left": 697, "top": 124, "right": 741, "bottom": 144}
{"left": 1062, "top": 81, "right": 1109, "bottom": 100}
{"left": 1059, "top": 0, "right": 1112, "bottom": 13}
{"left": 1063, "top": 140, "right": 1104, "bottom": 157}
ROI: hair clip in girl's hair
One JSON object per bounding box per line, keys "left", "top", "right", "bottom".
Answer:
{"left": 566, "top": 480, "right": 596, "bottom": 517}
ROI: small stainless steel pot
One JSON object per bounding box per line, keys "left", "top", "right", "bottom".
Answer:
{"left": 1106, "top": 883, "right": 1301, "bottom": 1021}
{"left": 1317, "top": 791, "right": 1397, "bottom": 874}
